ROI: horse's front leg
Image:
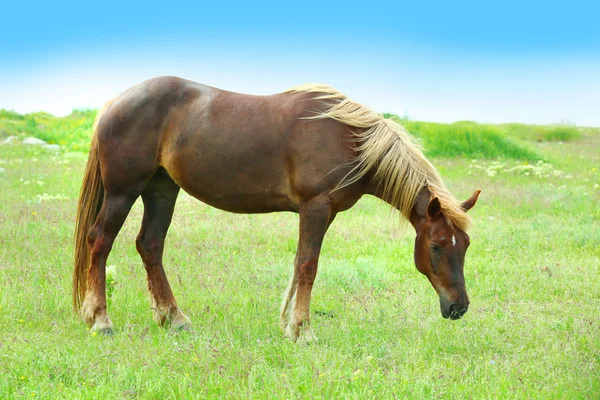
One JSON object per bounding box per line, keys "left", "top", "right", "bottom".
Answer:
{"left": 282, "top": 197, "right": 335, "bottom": 343}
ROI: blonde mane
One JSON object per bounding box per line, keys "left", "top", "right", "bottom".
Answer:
{"left": 285, "top": 83, "right": 470, "bottom": 231}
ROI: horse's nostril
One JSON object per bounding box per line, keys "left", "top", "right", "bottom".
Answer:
{"left": 449, "top": 304, "right": 467, "bottom": 319}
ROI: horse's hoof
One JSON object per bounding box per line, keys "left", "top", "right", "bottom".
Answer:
{"left": 297, "top": 328, "right": 318, "bottom": 344}
{"left": 170, "top": 310, "right": 192, "bottom": 331}
{"left": 170, "top": 314, "right": 194, "bottom": 334}
{"left": 285, "top": 324, "right": 318, "bottom": 344}
{"left": 284, "top": 324, "right": 298, "bottom": 342}
{"left": 91, "top": 324, "right": 113, "bottom": 335}
{"left": 279, "top": 318, "right": 288, "bottom": 333}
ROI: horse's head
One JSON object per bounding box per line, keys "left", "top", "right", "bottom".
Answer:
{"left": 412, "top": 190, "right": 480, "bottom": 320}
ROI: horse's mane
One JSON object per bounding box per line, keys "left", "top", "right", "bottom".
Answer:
{"left": 285, "top": 83, "right": 470, "bottom": 231}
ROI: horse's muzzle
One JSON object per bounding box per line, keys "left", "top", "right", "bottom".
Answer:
{"left": 440, "top": 302, "right": 469, "bottom": 320}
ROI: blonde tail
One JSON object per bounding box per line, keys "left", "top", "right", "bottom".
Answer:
{"left": 72, "top": 102, "right": 111, "bottom": 311}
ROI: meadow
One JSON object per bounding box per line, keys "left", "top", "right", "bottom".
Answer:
{"left": 0, "top": 110, "right": 599, "bottom": 398}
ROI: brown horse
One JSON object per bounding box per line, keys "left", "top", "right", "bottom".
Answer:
{"left": 73, "top": 76, "right": 480, "bottom": 342}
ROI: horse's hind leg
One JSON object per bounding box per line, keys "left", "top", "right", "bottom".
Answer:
{"left": 83, "top": 193, "right": 140, "bottom": 333}
{"left": 136, "top": 170, "right": 191, "bottom": 329}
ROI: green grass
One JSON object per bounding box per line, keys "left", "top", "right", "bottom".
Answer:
{"left": 0, "top": 129, "right": 599, "bottom": 398}
{"left": 502, "top": 123, "right": 582, "bottom": 142}
{"left": 384, "top": 114, "right": 594, "bottom": 160}
{"left": 0, "top": 109, "right": 95, "bottom": 152}
{"left": 383, "top": 114, "right": 540, "bottom": 160}
{"left": 408, "top": 120, "right": 539, "bottom": 160}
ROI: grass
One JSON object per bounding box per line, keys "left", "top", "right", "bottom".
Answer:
{"left": 502, "top": 123, "right": 582, "bottom": 142}
{"left": 384, "top": 114, "right": 540, "bottom": 160}
{"left": 407, "top": 120, "right": 539, "bottom": 160}
{"left": 0, "top": 109, "right": 95, "bottom": 152}
{"left": 384, "top": 113, "right": 595, "bottom": 161}
{"left": 0, "top": 126, "right": 599, "bottom": 398}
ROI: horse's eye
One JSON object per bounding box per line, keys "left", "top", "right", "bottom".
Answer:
{"left": 430, "top": 243, "right": 442, "bottom": 273}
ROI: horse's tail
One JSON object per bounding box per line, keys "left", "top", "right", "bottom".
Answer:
{"left": 73, "top": 101, "right": 111, "bottom": 311}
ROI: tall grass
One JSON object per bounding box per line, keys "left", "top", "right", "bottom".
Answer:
{"left": 385, "top": 114, "right": 541, "bottom": 161}
{"left": 414, "top": 121, "right": 540, "bottom": 160}
{"left": 501, "top": 123, "right": 581, "bottom": 142}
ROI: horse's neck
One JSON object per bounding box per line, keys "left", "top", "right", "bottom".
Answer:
{"left": 366, "top": 179, "right": 430, "bottom": 232}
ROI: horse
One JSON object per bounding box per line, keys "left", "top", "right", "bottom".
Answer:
{"left": 73, "top": 76, "right": 480, "bottom": 342}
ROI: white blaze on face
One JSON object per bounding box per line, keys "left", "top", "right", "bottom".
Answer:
{"left": 452, "top": 235, "right": 457, "bottom": 247}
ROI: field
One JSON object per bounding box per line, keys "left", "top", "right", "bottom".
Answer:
{"left": 0, "top": 112, "right": 599, "bottom": 398}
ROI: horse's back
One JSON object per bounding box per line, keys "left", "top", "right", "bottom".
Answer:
{"left": 96, "top": 76, "right": 359, "bottom": 212}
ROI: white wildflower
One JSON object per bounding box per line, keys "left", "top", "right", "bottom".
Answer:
{"left": 106, "top": 265, "right": 117, "bottom": 279}
{"left": 36, "top": 193, "right": 69, "bottom": 202}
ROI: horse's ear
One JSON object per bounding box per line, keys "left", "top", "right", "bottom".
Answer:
{"left": 427, "top": 197, "right": 442, "bottom": 219}
{"left": 461, "top": 190, "right": 481, "bottom": 212}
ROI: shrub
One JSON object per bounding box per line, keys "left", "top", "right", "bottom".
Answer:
{"left": 502, "top": 123, "right": 581, "bottom": 142}
{"left": 0, "top": 109, "right": 96, "bottom": 152}
{"left": 384, "top": 115, "right": 540, "bottom": 160}
{"left": 417, "top": 122, "right": 539, "bottom": 160}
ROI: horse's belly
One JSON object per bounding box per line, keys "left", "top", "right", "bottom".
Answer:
{"left": 164, "top": 152, "right": 298, "bottom": 214}
{"left": 185, "top": 189, "right": 298, "bottom": 214}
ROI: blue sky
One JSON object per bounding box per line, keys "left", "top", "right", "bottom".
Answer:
{"left": 1, "top": 1, "right": 599, "bottom": 126}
